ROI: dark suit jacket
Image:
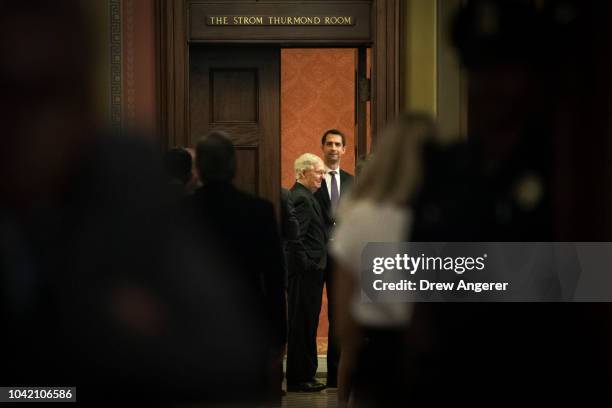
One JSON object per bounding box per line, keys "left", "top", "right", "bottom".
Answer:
{"left": 280, "top": 188, "right": 300, "bottom": 286}
{"left": 290, "top": 182, "right": 328, "bottom": 275}
{"left": 280, "top": 188, "right": 300, "bottom": 243}
{"left": 314, "top": 168, "right": 354, "bottom": 232}
{"left": 186, "top": 181, "right": 287, "bottom": 349}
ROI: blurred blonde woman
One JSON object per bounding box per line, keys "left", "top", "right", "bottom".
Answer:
{"left": 330, "top": 113, "right": 438, "bottom": 407}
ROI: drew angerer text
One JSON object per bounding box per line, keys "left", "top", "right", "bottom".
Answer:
{"left": 372, "top": 279, "right": 509, "bottom": 293}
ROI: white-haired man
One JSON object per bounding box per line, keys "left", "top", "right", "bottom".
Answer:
{"left": 286, "top": 153, "right": 327, "bottom": 392}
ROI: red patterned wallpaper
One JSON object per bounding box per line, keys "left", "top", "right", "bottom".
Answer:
{"left": 281, "top": 49, "right": 356, "bottom": 189}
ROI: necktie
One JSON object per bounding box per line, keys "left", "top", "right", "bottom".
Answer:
{"left": 330, "top": 170, "right": 339, "bottom": 212}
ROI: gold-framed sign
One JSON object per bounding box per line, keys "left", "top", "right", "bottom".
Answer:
{"left": 190, "top": 1, "right": 371, "bottom": 43}
{"left": 207, "top": 15, "right": 355, "bottom": 26}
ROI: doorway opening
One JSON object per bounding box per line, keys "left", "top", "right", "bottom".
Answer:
{"left": 187, "top": 44, "right": 372, "bottom": 354}
{"left": 280, "top": 48, "right": 371, "bottom": 353}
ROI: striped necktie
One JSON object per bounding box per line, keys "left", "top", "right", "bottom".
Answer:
{"left": 330, "top": 170, "right": 339, "bottom": 211}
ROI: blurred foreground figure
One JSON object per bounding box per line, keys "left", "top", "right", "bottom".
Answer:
{"left": 185, "top": 131, "right": 287, "bottom": 403}
{"left": 164, "top": 147, "right": 194, "bottom": 199}
{"left": 332, "top": 114, "right": 437, "bottom": 407}
{"left": 0, "top": 2, "right": 266, "bottom": 404}
{"left": 405, "top": 1, "right": 611, "bottom": 406}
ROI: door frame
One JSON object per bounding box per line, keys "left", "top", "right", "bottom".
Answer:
{"left": 156, "top": 0, "right": 405, "bottom": 155}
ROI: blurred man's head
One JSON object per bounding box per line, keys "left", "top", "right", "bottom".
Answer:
{"left": 195, "top": 131, "right": 236, "bottom": 184}
{"left": 164, "top": 148, "right": 192, "bottom": 185}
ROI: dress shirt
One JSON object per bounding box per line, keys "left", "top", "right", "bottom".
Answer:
{"left": 324, "top": 165, "right": 342, "bottom": 199}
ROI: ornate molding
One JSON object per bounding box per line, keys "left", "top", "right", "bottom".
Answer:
{"left": 124, "top": 0, "right": 136, "bottom": 127}
{"left": 110, "top": 0, "right": 122, "bottom": 129}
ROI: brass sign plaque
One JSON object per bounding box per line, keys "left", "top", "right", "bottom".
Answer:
{"left": 207, "top": 15, "right": 355, "bottom": 26}
{"left": 190, "top": 1, "right": 371, "bottom": 43}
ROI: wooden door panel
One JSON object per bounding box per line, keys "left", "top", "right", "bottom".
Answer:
{"left": 211, "top": 69, "right": 258, "bottom": 122}
{"left": 189, "top": 46, "right": 279, "bottom": 204}
{"left": 234, "top": 148, "right": 258, "bottom": 195}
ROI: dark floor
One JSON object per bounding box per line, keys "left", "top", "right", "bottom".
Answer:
{"left": 282, "top": 387, "right": 337, "bottom": 408}
{"left": 282, "top": 356, "right": 336, "bottom": 408}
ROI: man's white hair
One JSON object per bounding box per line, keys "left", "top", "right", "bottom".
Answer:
{"left": 294, "top": 153, "right": 323, "bottom": 179}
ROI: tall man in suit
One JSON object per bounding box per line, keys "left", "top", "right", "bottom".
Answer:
{"left": 313, "top": 129, "right": 354, "bottom": 387}
{"left": 286, "top": 153, "right": 328, "bottom": 392}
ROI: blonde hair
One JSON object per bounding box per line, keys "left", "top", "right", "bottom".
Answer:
{"left": 294, "top": 153, "right": 323, "bottom": 180}
{"left": 348, "top": 112, "right": 437, "bottom": 206}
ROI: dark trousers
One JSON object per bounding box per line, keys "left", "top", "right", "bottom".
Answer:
{"left": 286, "top": 266, "right": 324, "bottom": 384}
{"left": 323, "top": 256, "right": 339, "bottom": 386}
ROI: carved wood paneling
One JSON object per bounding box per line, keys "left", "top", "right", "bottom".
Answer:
{"left": 123, "top": 0, "right": 136, "bottom": 126}
{"left": 234, "top": 147, "right": 259, "bottom": 194}
{"left": 110, "top": 0, "right": 122, "bottom": 129}
{"left": 188, "top": 46, "right": 279, "bottom": 203}
{"left": 211, "top": 69, "right": 258, "bottom": 123}
{"left": 371, "top": 0, "right": 402, "bottom": 137}
{"left": 157, "top": 0, "right": 189, "bottom": 147}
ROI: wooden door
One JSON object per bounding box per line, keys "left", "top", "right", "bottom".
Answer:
{"left": 189, "top": 46, "right": 280, "bottom": 204}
